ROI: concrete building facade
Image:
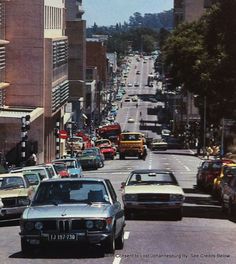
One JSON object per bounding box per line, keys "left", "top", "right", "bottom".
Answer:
{"left": 0, "top": 0, "right": 69, "bottom": 165}
{"left": 65, "top": 0, "right": 86, "bottom": 128}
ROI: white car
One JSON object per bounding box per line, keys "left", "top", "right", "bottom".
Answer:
{"left": 128, "top": 117, "right": 135, "bottom": 123}
{"left": 132, "top": 96, "right": 138, "bottom": 102}
{"left": 127, "top": 83, "right": 133, "bottom": 87}
{"left": 121, "top": 169, "right": 185, "bottom": 220}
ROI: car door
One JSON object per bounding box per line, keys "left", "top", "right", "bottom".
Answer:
{"left": 105, "top": 180, "right": 124, "bottom": 237}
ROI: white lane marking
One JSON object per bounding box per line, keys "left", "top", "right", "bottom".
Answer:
{"left": 124, "top": 231, "right": 130, "bottom": 240}
{"left": 184, "top": 165, "right": 191, "bottom": 171}
{"left": 113, "top": 255, "right": 121, "bottom": 264}
{"left": 148, "top": 153, "right": 152, "bottom": 169}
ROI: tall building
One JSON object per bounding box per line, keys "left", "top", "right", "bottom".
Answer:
{"left": 174, "top": 0, "right": 216, "bottom": 26}
{"left": 65, "top": 0, "right": 86, "bottom": 127}
{"left": 0, "top": 0, "right": 69, "bottom": 165}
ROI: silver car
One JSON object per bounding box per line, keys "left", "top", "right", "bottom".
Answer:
{"left": 20, "top": 178, "right": 125, "bottom": 255}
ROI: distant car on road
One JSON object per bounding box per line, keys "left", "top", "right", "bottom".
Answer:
{"left": 20, "top": 177, "right": 125, "bottom": 255}
{"left": 78, "top": 148, "right": 104, "bottom": 169}
{"left": 128, "top": 117, "right": 135, "bottom": 123}
{"left": 150, "top": 138, "right": 168, "bottom": 151}
{"left": 121, "top": 169, "right": 185, "bottom": 220}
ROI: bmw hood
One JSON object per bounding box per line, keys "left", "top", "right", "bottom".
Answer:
{"left": 23, "top": 204, "right": 112, "bottom": 219}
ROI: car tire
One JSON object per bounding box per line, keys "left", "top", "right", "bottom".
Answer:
{"left": 221, "top": 198, "right": 227, "bottom": 213}
{"left": 99, "top": 161, "right": 103, "bottom": 168}
{"left": 124, "top": 208, "right": 132, "bottom": 220}
{"left": 120, "top": 154, "right": 125, "bottom": 160}
{"left": 21, "top": 238, "right": 35, "bottom": 256}
{"left": 115, "top": 228, "right": 124, "bottom": 250}
{"left": 172, "top": 208, "right": 183, "bottom": 221}
{"left": 103, "top": 231, "right": 115, "bottom": 255}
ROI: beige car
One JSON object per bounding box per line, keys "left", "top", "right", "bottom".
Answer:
{"left": 121, "top": 169, "right": 185, "bottom": 220}
{"left": 0, "top": 173, "right": 37, "bottom": 218}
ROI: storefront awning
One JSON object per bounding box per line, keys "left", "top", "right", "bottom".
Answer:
{"left": 0, "top": 107, "right": 44, "bottom": 124}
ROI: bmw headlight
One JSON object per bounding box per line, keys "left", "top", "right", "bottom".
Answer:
{"left": 170, "top": 194, "right": 184, "bottom": 201}
{"left": 25, "top": 221, "right": 34, "bottom": 231}
{"left": 85, "top": 220, "right": 94, "bottom": 229}
{"left": 95, "top": 220, "right": 105, "bottom": 230}
{"left": 35, "top": 221, "right": 43, "bottom": 230}
{"left": 125, "top": 194, "right": 138, "bottom": 201}
{"left": 18, "top": 197, "right": 30, "bottom": 206}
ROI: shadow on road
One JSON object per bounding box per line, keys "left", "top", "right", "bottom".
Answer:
{"left": 9, "top": 245, "right": 106, "bottom": 259}
{"left": 183, "top": 186, "right": 226, "bottom": 220}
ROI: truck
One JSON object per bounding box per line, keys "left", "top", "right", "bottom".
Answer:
{"left": 118, "top": 132, "right": 147, "bottom": 160}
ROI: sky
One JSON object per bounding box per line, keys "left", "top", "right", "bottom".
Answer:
{"left": 83, "top": 0, "right": 173, "bottom": 27}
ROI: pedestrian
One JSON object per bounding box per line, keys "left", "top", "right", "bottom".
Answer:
{"left": 27, "top": 152, "right": 37, "bottom": 166}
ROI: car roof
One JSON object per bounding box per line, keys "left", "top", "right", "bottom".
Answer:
{"left": 130, "top": 169, "right": 173, "bottom": 174}
{"left": 11, "top": 166, "right": 48, "bottom": 171}
{"left": 39, "top": 177, "right": 108, "bottom": 183}
{"left": 0, "top": 173, "right": 24, "bottom": 177}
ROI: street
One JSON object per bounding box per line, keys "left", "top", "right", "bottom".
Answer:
{"left": 1, "top": 55, "right": 236, "bottom": 264}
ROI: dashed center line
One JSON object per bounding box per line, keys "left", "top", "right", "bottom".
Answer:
{"left": 113, "top": 255, "right": 121, "bottom": 264}
{"left": 184, "top": 165, "right": 190, "bottom": 171}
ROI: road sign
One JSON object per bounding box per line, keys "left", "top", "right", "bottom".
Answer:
{"left": 59, "top": 130, "right": 68, "bottom": 139}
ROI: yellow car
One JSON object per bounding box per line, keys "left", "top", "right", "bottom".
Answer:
{"left": 212, "top": 163, "right": 236, "bottom": 199}
{"left": 0, "top": 173, "right": 37, "bottom": 219}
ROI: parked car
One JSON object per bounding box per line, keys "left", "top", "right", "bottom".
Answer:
{"left": 221, "top": 167, "right": 236, "bottom": 218}
{"left": 150, "top": 138, "right": 168, "bottom": 151}
{"left": 10, "top": 165, "right": 58, "bottom": 181}
{"left": 212, "top": 163, "right": 236, "bottom": 199}
{"left": 121, "top": 169, "right": 185, "bottom": 220}
{"left": 196, "top": 159, "right": 234, "bottom": 191}
{"left": 78, "top": 149, "right": 104, "bottom": 169}
{"left": 51, "top": 161, "right": 70, "bottom": 178}
{"left": 20, "top": 177, "right": 125, "bottom": 255}
{"left": 0, "top": 173, "right": 36, "bottom": 219}
{"left": 99, "top": 145, "right": 116, "bottom": 160}
{"left": 52, "top": 158, "right": 83, "bottom": 178}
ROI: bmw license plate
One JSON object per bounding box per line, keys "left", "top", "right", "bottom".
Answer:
{"left": 48, "top": 233, "right": 78, "bottom": 241}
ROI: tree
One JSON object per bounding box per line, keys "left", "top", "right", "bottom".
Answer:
{"left": 162, "top": 0, "right": 236, "bottom": 122}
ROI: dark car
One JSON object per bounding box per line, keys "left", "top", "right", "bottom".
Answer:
{"left": 78, "top": 149, "right": 104, "bottom": 169}
{"left": 20, "top": 178, "right": 125, "bottom": 255}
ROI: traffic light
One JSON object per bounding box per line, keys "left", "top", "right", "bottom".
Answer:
{"left": 25, "top": 115, "right": 30, "bottom": 130}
